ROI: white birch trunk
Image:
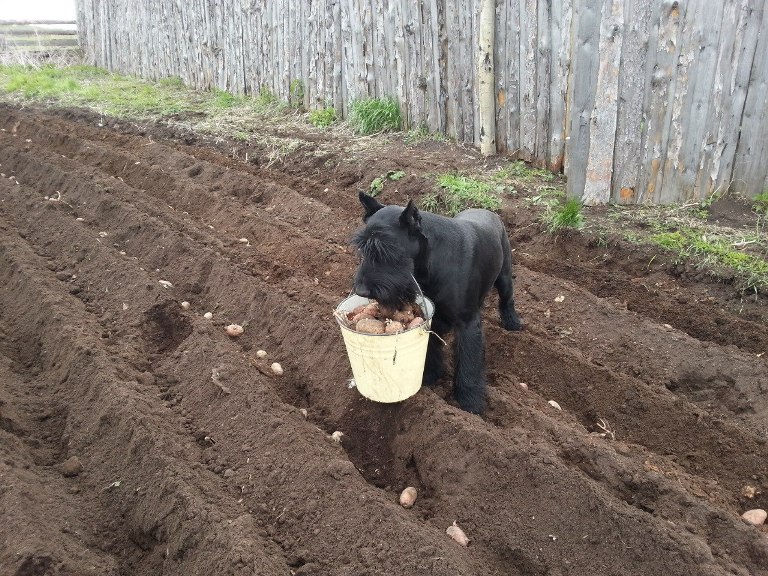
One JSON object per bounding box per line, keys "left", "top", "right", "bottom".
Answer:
{"left": 478, "top": 0, "right": 496, "bottom": 156}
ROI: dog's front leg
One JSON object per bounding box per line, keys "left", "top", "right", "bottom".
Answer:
{"left": 453, "top": 314, "right": 487, "bottom": 414}
{"left": 422, "top": 316, "right": 448, "bottom": 387}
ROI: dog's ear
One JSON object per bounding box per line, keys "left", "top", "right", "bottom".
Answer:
{"left": 399, "top": 200, "right": 421, "bottom": 233}
{"left": 359, "top": 191, "right": 385, "bottom": 221}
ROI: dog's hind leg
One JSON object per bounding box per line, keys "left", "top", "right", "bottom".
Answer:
{"left": 495, "top": 244, "right": 523, "bottom": 331}
{"left": 453, "top": 314, "right": 487, "bottom": 414}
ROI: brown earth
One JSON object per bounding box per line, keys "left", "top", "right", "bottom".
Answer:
{"left": 1, "top": 103, "right": 768, "bottom": 576}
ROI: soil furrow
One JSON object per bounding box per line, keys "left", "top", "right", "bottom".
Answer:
{"left": 2, "top": 105, "right": 767, "bottom": 575}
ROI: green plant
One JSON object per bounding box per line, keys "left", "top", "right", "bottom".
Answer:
{"left": 495, "top": 160, "right": 555, "bottom": 183}
{"left": 541, "top": 198, "right": 585, "bottom": 233}
{"left": 404, "top": 125, "right": 449, "bottom": 145}
{"left": 422, "top": 173, "right": 502, "bottom": 216}
{"left": 212, "top": 88, "right": 237, "bottom": 109}
{"left": 309, "top": 106, "right": 337, "bottom": 128}
{"left": 349, "top": 96, "right": 402, "bottom": 135}
{"left": 525, "top": 186, "right": 565, "bottom": 207}
{"left": 368, "top": 170, "right": 406, "bottom": 197}
{"left": 159, "top": 76, "right": 185, "bottom": 88}
{"left": 369, "top": 176, "right": 384, "bottom": 196}
{"left": 289, "top": 79, "right": 304, "bottom": 108}
{"left": 649, "top": 228, "right": 768, "bottom": 293}
{"left": 752, "top": 192, "right": 768, "bottom": 215}
{"left": 258, "top": 85, "right": 277, "bottom": 105}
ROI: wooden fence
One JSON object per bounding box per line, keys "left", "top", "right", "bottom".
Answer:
{"left": 0, "top": 20, "right": 79, "bottom": 54}
{"left": 75, "top": 0, "right": 768, "bottom": 204}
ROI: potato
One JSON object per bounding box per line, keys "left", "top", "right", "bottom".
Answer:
{"left": 225, "top": 324, "right": 244, "bottom": 337}
{"left": 351, "top": 304, "right": 367, "bottom": 316}
{"left": 344, "top": 299, "right": 426, "bottom": 334}
{"left": 356, "top": 318, "right": 385, "bottom": 334}
{"left": 351, "top": 312, "right": 376, "bottom": 324}
{"left": 399, "top": 487, "right": 417, "bottom": 508}
{"left": 271, "top": 362, "right": 284, "bottom": 376}
{"left": 363, "top": 302, "right": 381, "bottom": 317}
{"left": 446, "top": 521, "right": 470, "bottom": 547}
{"left": 392, "top": 308, "right": 415, "bottom": 324}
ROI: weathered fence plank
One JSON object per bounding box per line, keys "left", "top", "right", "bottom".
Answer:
{"left": 565, "top": 0, "right": 603, "bottom": 201}
{"left": 731, "top": 1, "right": 768, "bottom": 199}
{"left": 75, "top": 0, "right": 768, "bottom": 202}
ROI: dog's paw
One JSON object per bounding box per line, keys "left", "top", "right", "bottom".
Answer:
{"left": 502, "top": 313, "right": 523, "bottom": 332}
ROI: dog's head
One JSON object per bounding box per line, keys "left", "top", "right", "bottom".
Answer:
{"left": 351, "top": 192, "right": 424, "bottom": 308}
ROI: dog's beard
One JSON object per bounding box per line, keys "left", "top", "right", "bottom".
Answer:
{"left": 356, "top": 268, "right": 416, "bottom": 310}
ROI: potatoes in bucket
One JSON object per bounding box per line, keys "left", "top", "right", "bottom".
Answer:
{"left": 340, "top": 300, "right": 426, "bottom": 335}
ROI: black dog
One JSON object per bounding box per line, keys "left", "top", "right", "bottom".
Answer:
{"left": 352, "top": 191, "right": 522, "bottom": 414}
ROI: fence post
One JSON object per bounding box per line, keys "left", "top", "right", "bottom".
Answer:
{"left": 478, "top": 0, "right": 496, "bottom": 156}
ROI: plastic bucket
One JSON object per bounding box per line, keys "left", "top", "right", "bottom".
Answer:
{"left": 335, "top": 294, "right": 434, "bottom": 403}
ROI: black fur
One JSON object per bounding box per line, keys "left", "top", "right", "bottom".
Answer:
{"left": 352, "top": 191, "right": 522, "bottom": 414}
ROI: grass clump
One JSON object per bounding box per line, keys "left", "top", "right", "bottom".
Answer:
{"left": 0, "top": 64, "right": 292, "bottom": 137}
{"left": 494, "top": 160, "right": 555, "bottom": 183}
{"left": 349, "top": 96, "right": 402, "bottom": 135}
{"left": 541, "top": 198, "right": 585, "bottom": 234}
{"left": 289, "top": 79, "right": 304, "bottom": 108}
{"left": 404, "top": 125, "right": 449, "bottom": 145}
{"left": 421, "top": 173, "right": 502, "bottom": 216}
{"left": 309, "top": 106, "right": 337, "bottom": 128}
{"left": 368, "top": 170, "right": 406, "bottom": 197}
{"left": 753, "top": 192, "right": 768, "bottom": 216}
{"left": 650, "top": 228, "right": 768, "bottom": 293}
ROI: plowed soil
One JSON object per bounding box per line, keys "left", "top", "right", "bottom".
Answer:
{"left": 1, "top": 104, "right": 768, "bottom": 576}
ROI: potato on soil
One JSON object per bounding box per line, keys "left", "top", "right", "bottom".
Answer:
{"left": 446, "top": 521, "right": 470, "bottom": 546}
{"left": 399, "top": 486, "right": 417, "bottom": 508}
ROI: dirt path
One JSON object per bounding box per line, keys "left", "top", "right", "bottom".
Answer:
{"left": 1, "top": 105, "right": 768, "bottom": 576}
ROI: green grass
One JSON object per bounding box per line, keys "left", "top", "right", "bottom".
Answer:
{"left": 753, "top": 192, "right": 768, "bottom": 216}
{"left": 494, "top": 160, "right": 556, "bottom": 183}
{"left": 649, "top": 228, "right": 768, "bottom": 293}
{"left": 289, "top": 79, "right": 304, "bottom": 108}
{"left": 349, "top": 96, "right": 402, "bottom": 135}
{"left": 421, "top": 173, "right": 502, "bottom": 216}
{"left": 368, "top": 170, "right": 406, "bottom": 197}
{"left": 309, "top": 106, "right": 337, "bottom": 128}
{"left": 541, "top": 198, "right": 585, "bottom": 234}
{"left": 0, "top": 64, "right": 290, "bottom": 138}
{"left": 403, "top": 125, "right": 450, "bottom": 145}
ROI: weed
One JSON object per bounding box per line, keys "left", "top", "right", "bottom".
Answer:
{"left": 258, "top": 85, "right": 278, "bottom": 105}
{"left": 404, "top": 125, "right": 449, "bottom": 145}
{"left": 159, "top": 76, "right": 185, "bottom": 88}
{"left": 349, "top": 96, "right": 402, "bottom": 135}
{"left": 289, "top": 79, "right": 304, "bottom": 108}
{"left": 369, "top": 176, "right": 384, "bottom": 196}
{"left": 649, "top": 228, "right": 768, "bottom": 293}
{"left": 495, "top": 160, "right": 555, "bottom": 183}
{"left": 752, "top": 192, "right": 768, "bottom": 216}
{"left": 525, "top": 186, "right": 564, "bottom": 207}
{"left": 420, "top": 192, "right": 441, "bottom": 213}
{"left": 541, "top": 198, "right": 585, "bottom": 234}
{"left": 368, "top": 170, "right": 407, "bottom": 197}
{"left": 212, "top": 89, "right": 237, "bottom": 109}
{"left": 701, "top": 187, "right": 726, "bottom": 209}
{"left": 309, "top": 107, "right": 337, "bottom": 128}
{"left": 421, "top": 173, "right": 501, "bottom": 216}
